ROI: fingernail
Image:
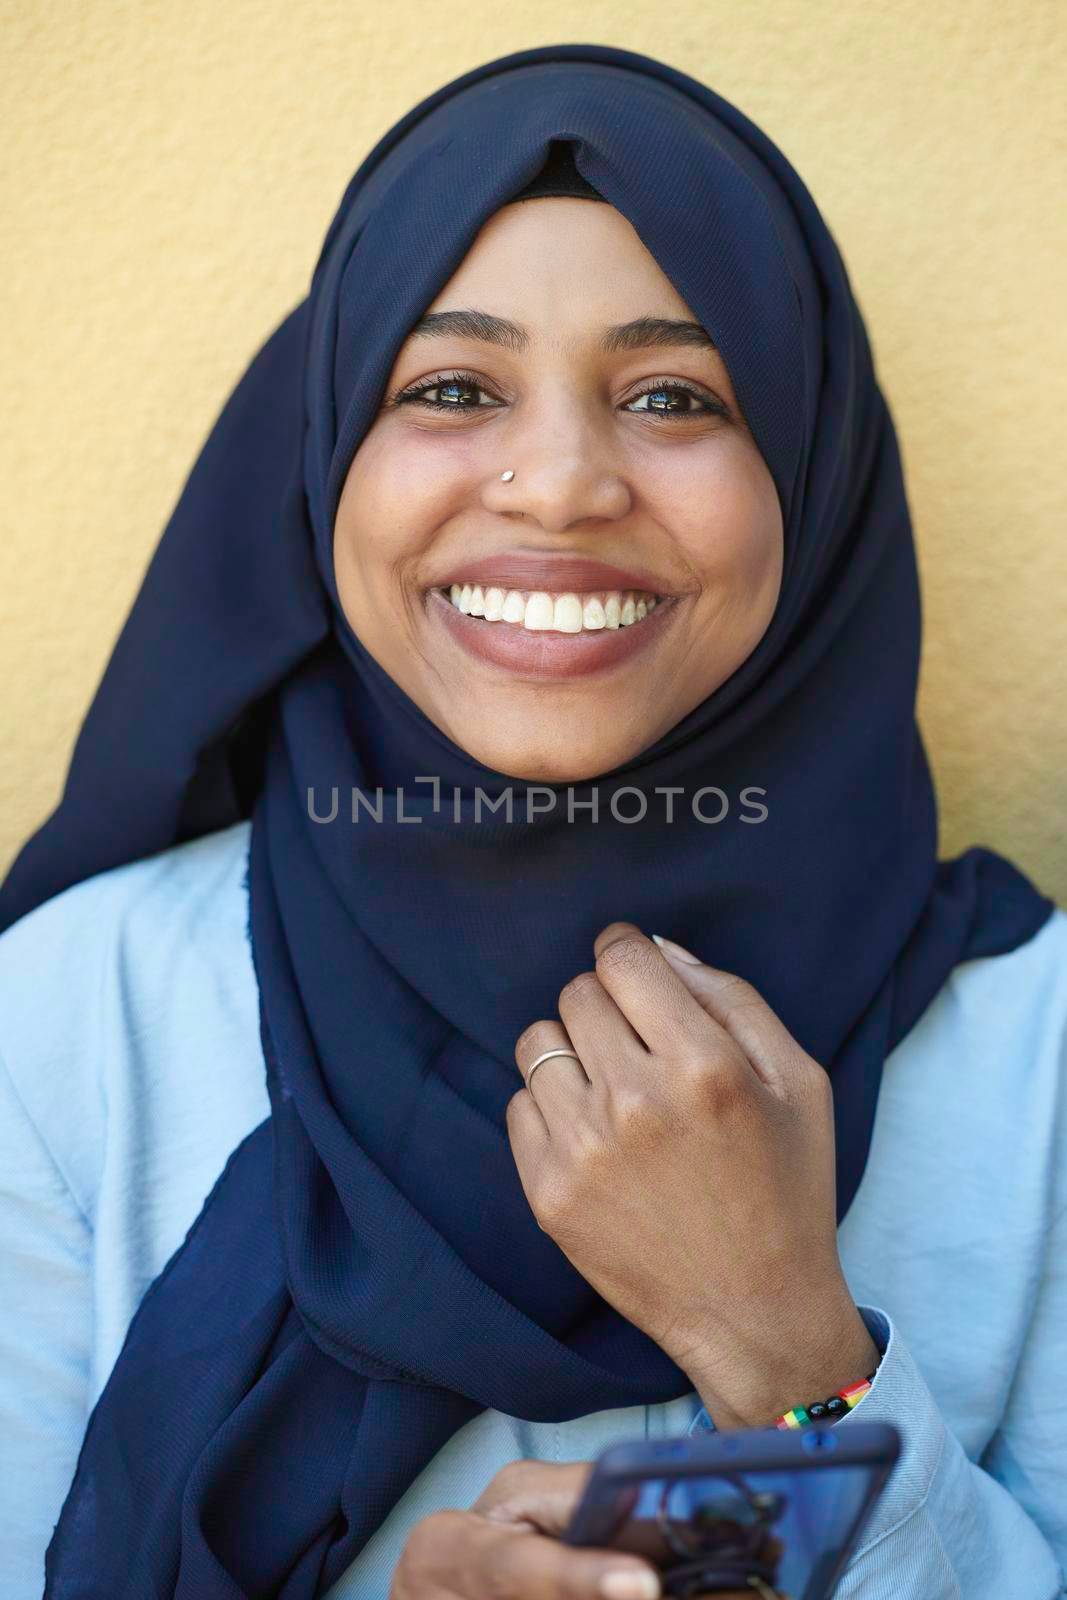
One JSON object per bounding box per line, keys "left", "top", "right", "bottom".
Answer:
{"left": 599, "top": 1569, "right": 661, "bottom": 1600}
{"left": 651, "top": 933, "right": 701, "bottom": 965}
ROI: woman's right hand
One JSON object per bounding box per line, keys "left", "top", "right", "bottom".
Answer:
{"left": 389, "top": 1458, "right": 762, "bottom": 1599}
{"left": 389, "top": 1459, "right": 663, "bottom": 1599}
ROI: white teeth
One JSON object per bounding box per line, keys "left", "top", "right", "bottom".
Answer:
{"left": 441, "top": 585, "right": 663, "bottom": 634}
{"left": 552, "top": 594, "right": 583, "bottom": 633}
{"left": 523, "top": 592, "right": 554, "bottom": 630}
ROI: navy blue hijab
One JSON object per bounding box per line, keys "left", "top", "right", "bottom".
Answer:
{"left": 1, "top": 42, "right": 1051, "bottom": 1600}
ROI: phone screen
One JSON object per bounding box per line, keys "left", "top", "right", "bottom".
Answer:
{"left": 584, "top": 1459, "right": 882, "bottom": 1598}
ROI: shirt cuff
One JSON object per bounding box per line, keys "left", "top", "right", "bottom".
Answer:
{"left": 828, "top": 1302, "right": 945, "bottom": 1554}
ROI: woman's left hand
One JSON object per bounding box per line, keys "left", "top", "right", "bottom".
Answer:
{"left": 506, "top": 922, "right": 880, "bottom": 1431}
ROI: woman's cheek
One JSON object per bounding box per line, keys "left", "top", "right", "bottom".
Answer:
{"left": 344, "top": 432, "right": 479, "bottom": 576}
{"left": 334, "top": 472, "right": 420, "bottom": 604}
{"left": 674, "top": 453, "right": 783, "bottom": 617}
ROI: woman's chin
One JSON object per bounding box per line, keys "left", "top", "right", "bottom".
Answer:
{"left": 481, "top": 752, "right": 618, "bottom": 787}
{"left": 445, "top": 725, "right": 633, "bottom": 787}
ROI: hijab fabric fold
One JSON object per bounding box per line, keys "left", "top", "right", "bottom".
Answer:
{"left": 0, "top": 42, "right": 1051, "bottom": 1599}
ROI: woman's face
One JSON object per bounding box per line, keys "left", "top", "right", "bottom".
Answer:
{"left": 334, "top": 197, "right": 783, "bottom": 782}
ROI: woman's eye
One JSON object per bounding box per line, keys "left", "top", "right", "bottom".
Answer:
{"left": 392, "top": 373, "right": 728, "bottom": 422}
{"left": 626, "top": 383, "right": 728, "bottom": 421}
{"left": 394, "top": 373, "right": 501, "bottom": 412}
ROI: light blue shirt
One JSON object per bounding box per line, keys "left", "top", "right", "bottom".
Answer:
{"left": 0, "top": 820, "right": 1064, "bottom": 1599}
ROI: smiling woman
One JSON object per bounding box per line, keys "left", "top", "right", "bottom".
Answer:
{"left": 0, "top": 41, "right": 1065, "bottom": 1600}
{"left": 335, "top": 186, "right": 782, "bottom": 780}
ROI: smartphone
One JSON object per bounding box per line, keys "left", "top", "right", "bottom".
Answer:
{"left": 562, "top": 1421, "right": 901, "bottom": 1599}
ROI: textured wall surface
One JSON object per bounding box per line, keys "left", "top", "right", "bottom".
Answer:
{"left": 3, "top": 1, "right": 1065, "bottom": 900}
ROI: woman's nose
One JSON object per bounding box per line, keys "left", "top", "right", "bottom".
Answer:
{"left": 479, "top": 429, "right": 632, "bottom": 535}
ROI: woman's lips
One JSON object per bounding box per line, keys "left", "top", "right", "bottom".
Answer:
{"left": 426, "top": 586, "right": 679, "bottom": 679}
{"left": 437, "top": 553, "right": 672, "bottom": 595}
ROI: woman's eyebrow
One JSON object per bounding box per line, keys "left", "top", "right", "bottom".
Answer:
{"left": 408, "top": 309, "right": 717, "bottom": 353}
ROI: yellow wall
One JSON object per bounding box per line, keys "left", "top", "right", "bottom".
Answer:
{"left": 3, "top": 1, "right": 1065, "bottom": 900}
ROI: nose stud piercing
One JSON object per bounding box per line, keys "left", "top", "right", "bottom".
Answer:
{"left": 500, "top": 469, "right": 515, "bottom": 481}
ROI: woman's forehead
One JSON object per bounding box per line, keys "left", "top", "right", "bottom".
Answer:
{"left": 409, "top": 199, "right": 704, "bottom": 339}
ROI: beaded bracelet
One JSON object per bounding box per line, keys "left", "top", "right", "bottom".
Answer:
{"left": 774, "top": 1370, "right": 877, "bottom": 1430}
